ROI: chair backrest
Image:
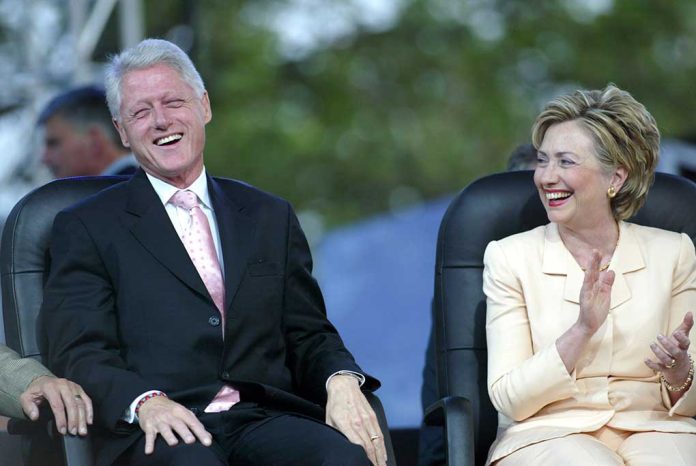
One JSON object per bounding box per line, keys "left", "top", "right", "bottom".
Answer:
{"left": 1, "top": 177, "right": 127, "bottom": 358}
{"left": 433, "top": 170, "right": 696, "bottom": 465}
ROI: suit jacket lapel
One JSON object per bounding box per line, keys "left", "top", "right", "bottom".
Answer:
{"left": 208, "top": 176, "right": 256, "bottom": 310}
{"left": 124, "top": 170, "right": 210, "bottom": 300}
{"left": 542, "top": 222, "right": 644, "bottom": 309}
{"left": 540, "top": 224, "right": 584, "bottom": 304}
{"left": 607, "top": 222, "right": 644, "bottom": 309}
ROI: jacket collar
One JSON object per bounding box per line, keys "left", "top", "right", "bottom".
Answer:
{"left": 124, "top": 170, "right": 210, "bottom": 300}
{"left": 542, "top": 222, "right": 645, "bottom": 309}
{"left": 123, "top": 169, "right": 256, "bottom": 310}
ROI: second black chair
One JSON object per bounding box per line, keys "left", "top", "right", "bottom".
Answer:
{"left": 425, "top": 170, "right": 696, "bottom": 465}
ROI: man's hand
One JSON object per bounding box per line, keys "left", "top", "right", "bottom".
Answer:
{"left": 137, "top": 396, "right": 212, "bottom": 455}
{"left": 20, "top": 375, "right": 93, "bottom": 436}
{"left": 325, "top": 375, "right": 387, "bottom": 466}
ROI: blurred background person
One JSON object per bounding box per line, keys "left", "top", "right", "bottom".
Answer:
{"left": 506, "top": 143, "right": 538, "bottom": 171}
{"left": 658, "top": 138, "right": 696, "bottom": 183}
{"left": 38, "top": 85, "right": 138, "bottom": 178}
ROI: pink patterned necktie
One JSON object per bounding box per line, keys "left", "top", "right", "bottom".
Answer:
{"left": 168, "top": 190, "right": 240, "bottom": 413}
{"left": 168, "top": 190, "right": 226, "bottom": 318}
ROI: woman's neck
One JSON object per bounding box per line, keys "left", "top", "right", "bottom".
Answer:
{"left": 558, "top": 217, "right": 620, "bottom": 270}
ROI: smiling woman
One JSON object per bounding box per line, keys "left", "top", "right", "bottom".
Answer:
{"left": 533, "top": 119, "right": 625, "bottom": 270}
{"left": 482, "top": 85, "right": 696, "bottom": 465}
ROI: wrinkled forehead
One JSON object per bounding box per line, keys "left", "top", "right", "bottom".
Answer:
{"left": 120, "top": 65, "right": 196, "bottom": 106}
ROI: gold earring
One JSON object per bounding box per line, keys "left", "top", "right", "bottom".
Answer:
{"left": 607, "top": 186, "right": 617, "bottom": 198}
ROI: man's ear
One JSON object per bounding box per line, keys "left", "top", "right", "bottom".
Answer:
{"left": 201, "top": 91, "right": 212, "bottom": 124}
{"left": 112, "top": 118, "right": 130, "bottom": 148}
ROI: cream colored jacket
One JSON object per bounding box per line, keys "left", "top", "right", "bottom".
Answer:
{"left": 0, "top": 345, "right": 51, "bottom": 419}
{"left": 483, "top": 222, "right": 696, "bottom": 464}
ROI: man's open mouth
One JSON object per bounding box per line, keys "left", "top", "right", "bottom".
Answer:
{"left": 154, "top": 134, "right": 183, "bottom": 146}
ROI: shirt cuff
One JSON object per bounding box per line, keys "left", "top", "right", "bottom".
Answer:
{"left": 122, "top": 390, "right": 165, "bottom": 423}
{"left": 326, "top": 370, "right": 366, "bottom": 391}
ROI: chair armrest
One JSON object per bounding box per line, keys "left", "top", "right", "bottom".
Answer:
{"left": 7, "top": 417, "right": 46, "bottom": 435}
{"left": 61, "top": 433, "right": 93, "bottom": 466}
{"left": 424, "top": 396, "right": 475, "bottom": 466}
{"left": 7, "top": 410, "right": 93, "bottom": 465}
{"left": 364, "top": 392, "right": 396, "bottom": 466}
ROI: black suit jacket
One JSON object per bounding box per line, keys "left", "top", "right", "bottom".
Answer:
{"left": 42, "top": 169, "right": 377, "bottom": 465}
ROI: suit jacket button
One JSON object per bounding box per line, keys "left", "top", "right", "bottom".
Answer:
{"left": 222, "top": 371, "right": 230, "bottom": 380}
{"left": 190, "top": 407, "right": 200, "bottom": 415}
{"left": 208, "top": 316, "right": 220, "bottom": 326}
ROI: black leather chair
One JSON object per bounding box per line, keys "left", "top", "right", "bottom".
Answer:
{"left": 1, "top": 177, "right": 121, "bottom": 466}
{"left": 1, "top": 176, "right": 395, "bottom": 466}
{"left": 424, "top": 170, "right": 696, "bottom": 466}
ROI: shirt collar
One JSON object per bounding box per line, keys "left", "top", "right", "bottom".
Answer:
{"left": 145, "top": 168, "right": 212, "bottom": 210}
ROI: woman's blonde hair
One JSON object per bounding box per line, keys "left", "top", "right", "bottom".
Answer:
{"left": 532, "top": 84, "right": 660, "bottom": 220}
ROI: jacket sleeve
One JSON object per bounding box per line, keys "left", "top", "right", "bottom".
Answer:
{"left": 42, "top": 210, "right": 153, "bottom": 431}
{"left": 280, "top": 203, "right": 379, "bottom": 404}
{"left": 0, "top": 345, "right": 52, "bottom": 419}
{"left": 484, "top": 240, "right": 579, "bottom": 422}
{"left": 662, "top": 233, "right": 696, "bottom": 416}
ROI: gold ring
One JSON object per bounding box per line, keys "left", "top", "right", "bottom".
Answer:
{"left": 370, "top": 435, "right": 380, "bottom": 441}
{"left": 666, "top": 359, "right": 677, "bottom": 369}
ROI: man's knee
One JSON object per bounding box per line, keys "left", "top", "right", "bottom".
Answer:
{"left": 229, "top": 413, "right": 373, "bottom": 466}
{"left": 164, "top": 443, "right": 226, "bottom": 466}
{"left": 118, "top": 440, "right": 226, "bottom": 466}
{"left": 318, "top": 440, "right": 372, "bottom": 466}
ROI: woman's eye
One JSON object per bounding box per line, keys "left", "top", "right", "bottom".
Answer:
{"left": 559, "top": 159, "right": 574, "bottom": 167}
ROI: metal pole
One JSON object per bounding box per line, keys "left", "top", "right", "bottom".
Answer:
{"left": 119, "top": 0, "right": 145, "bottom": 49}
{"left": 76, "top": 0, "right": 119, "bottom": 64}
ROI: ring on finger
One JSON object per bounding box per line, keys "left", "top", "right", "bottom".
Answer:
{"left": 666, "top": 358, "right": 677, "bottom": 369}
{"left": 74, "top": 394, "right": 82, "bottom": 400}
{"left": 370, "top": 435, "right": 380, "bottom": 441}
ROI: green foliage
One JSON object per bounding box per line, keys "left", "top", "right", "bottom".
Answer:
{"left": 148, "top": 0, "right": 696, "bottom": 227}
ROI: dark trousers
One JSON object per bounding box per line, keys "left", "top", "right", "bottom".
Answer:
{"left": 116, "top": 402, "right": 370, "bottom": 466}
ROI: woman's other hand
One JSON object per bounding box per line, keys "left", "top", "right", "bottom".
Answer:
{"left": 645, "top": 312, "right": 694, "bottom": 395}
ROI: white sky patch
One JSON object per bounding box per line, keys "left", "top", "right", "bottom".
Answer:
{"left": 243, "top": 0, "right": 407, "bottom": 60}
{"left": 562, "top": 0, "right": 614, "bottom": 23}
{"left": 467, "top": 6, "right": 505, "bottom": 42}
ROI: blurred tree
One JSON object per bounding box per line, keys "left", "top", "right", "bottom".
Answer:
{"left": 120, "top": 0, "right": 696, "bottom": 229}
